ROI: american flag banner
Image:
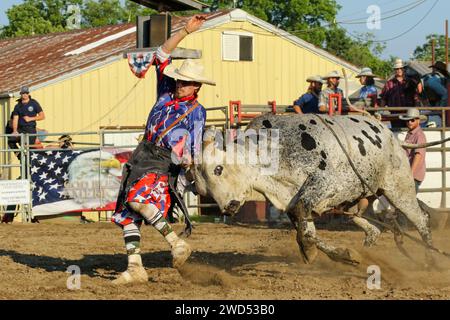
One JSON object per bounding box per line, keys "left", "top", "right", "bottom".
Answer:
{"left": 31, "top": 149, "right": 131, "bottom": 216}
{"left": 127, "top": 52, "right": 155, "bottom": 78}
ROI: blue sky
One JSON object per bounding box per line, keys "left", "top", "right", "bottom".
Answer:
{"left": 1, "top": 0, "right": 448, "bottom": 60}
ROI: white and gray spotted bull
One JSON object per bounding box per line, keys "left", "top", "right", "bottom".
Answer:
{"left": 193, "top": 113, "right": 437, "bottom": 265}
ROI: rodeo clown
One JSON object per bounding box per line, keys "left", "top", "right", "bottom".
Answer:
{"left": 111, "top": 15, "right": 215, "bottom": 285}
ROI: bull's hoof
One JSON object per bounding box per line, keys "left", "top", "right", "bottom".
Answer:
{"left": 329, "top": 248, "right": 362, "bottom": 266}
{"left": 172, "top": 239, "right": 192, "bottom": 269}
{"left": 299, "top": 242, "right": 318, "bottom": 264}
{"left": 363, "top": 227, "right": 381, "bottom": 247}
{"left": 112, "top": 266, "right": 148, "bottom": 285}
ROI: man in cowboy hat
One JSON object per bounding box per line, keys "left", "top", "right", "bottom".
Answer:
{"left": 318, "top": 70, "right": 344, "bottom": 113}
{"left": 293, "top": 75, "right": 323, "bottom": 114}
{"left": 399, "top": 108, "right": 427, "bottom": 193}
{"left": 380, "top": 58, "right": 420, "bottom": 108}
{"left": 111, "top": 15, "right": 215, "bottom": 285}
{"left": 380, "top": 59, "right": 421, "bottom": 127}
{"left": 423, "top": 61, "right": 449, "bottom": 107}
{"left": 356, "top": 67, "right": 378, "bottom": 106}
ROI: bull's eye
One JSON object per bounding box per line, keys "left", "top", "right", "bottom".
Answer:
{"left": 214, "top": 165, "right": 223, "bottom": 176}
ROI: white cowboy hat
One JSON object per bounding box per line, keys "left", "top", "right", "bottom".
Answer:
{"left": 322, "top": 70, "right": 341, "bottom": 79}
{"left": 399, "top": 108, "right": 427, "bottom": 122}
{"left": 356, "top": 67, "right": 375, "bottom": 78}
{"left": 393, "top": 58, "right": 407, "bottom": 69}
{"left": 306, "top": 75, "right": 324, "bottom": 83}
{"left": 163, "top": 59, "right": 216, "bottom": 86}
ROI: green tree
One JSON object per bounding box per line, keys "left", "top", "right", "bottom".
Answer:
{"left": 82, "top": 0, "right": 126, "bottom": 27}
{"left": 0, "top": 0, "right": 154, "bottom": 38}
{"left": 1, "top": 0, "right": 392, "bottom": 79}
{"left": 325, "top": 30, "right": 391, "bottom": 78}
{"left": 206, "top": 0, "right": 339, "bottom": 47}
{"left": 1, "top": 3, "right": 54, "bottom": 37}
{"left": 205, "top": 0, "right": 391, "bottom": 78}
{"left": 1, "top": 0, "right": 83, "bottom": 38}
{"left": 122, "top": 1, "right": 157, "bottom": 23}
{"left": 413, "top": 34, "right": 449, "bottom": 62}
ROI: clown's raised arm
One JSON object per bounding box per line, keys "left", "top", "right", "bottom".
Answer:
{"left": 154, "top": 15, "right": 207, "bottom": 99}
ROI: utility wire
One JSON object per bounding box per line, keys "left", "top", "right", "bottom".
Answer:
{"left": 338, "top": 0, "right": 404, "bottom": 19}
{"left": 339, "top": 0, "right": 427, "bottom": 25}
{"left": 345, "top": 0, "right": 439, "bottom": 43}
{"left": 229, "top": 0, "right": 431, "bottom": 37}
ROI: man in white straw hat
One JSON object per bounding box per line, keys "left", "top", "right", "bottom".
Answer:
{"left": 399, "top": 108, "right": 427, "bottom": 193}
{"left": 356, "top": 67, "right": 378, "bottom": 106}
{"left": 318, "top": 70, "right": 344, "bottom": 113}
{"left": 293, "top": 75, "right": 323, "bottom": 114}
{"left": 111, "top": 15, "right": 215, "bottom": 285}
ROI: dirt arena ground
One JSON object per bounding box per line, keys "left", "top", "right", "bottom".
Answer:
{"left": 1, "top": 220, "right": 450, "bottom": 300}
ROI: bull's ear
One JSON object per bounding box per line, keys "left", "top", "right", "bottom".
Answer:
{"left": 203, "top": 126, "right": 216, "bottom": 150}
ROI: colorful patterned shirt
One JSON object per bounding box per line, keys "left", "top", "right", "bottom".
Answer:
{"left": 145, "top": 47, "right": 206, "bottom": 160}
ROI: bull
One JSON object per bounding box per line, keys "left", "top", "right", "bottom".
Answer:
{"left": 192, "top": 113, "right": 438, "bottom": 265}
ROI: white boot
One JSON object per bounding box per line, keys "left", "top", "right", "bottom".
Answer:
{"left": 112, "top": 254, "right": 148, "bottom": 285}
{"left": 166, "top": 232, "right": 192, "bottom": 269}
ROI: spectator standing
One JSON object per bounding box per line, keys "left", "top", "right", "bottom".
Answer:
{"left": 422, "top": 61, "right": 449, "bottom": 127}
{"left": 380, "top": 59, "right": 420, "bottom": 107}
{"left": 10, "top": 86, "right": 45, "bottom": 151}
{"left": 399, "top": 108, "right": 427, "bottom": 193}
{"left": 380, "top": 59, "right": 421, "bottom": 127}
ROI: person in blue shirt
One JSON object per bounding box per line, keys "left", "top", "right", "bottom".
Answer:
{"left": 293, "top": 75, "right": 323, "bottom": 114}
{"left": 9, "top": 86, "right": 45, "bottom": 150}
{"left": 422, "top": 61, "right": 449, "bottom": 127}
{"left": 356, "top": 67, "right": 378, "bottom": 105}
{"left": 424, "top": 61, "right": 449, "bottom": 106}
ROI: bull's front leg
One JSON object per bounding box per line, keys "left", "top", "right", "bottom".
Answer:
{"left": 296, "top": 206, "right": 318, "bottom": 264}
{"left": 291, "top": 200, "right": 362, "bottom": 266}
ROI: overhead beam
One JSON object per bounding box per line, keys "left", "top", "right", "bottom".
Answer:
{"left": 129, "top": 0, "right": 208, "bottom": 11}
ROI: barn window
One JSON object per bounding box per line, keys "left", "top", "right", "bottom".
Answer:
{"left": 222, "top": 31, "right": 253, "bottom": 62}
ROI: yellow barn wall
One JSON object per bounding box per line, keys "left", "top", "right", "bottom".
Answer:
{"left": 18, "top": 20, "right": 358, "bottom": 138}
{"left": 28, "top": 61, "right": 156, "bottom": 143}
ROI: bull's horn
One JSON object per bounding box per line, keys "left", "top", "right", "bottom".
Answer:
{"left": 203, "top": 126, "right": 216, "bottom": 149}
{"left": 401, "top": 137, "right": 450, "bottom": 149}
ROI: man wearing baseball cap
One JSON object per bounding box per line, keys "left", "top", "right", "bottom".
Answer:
{"left": 9, "top": 86, "right": 45, "bottom": 151}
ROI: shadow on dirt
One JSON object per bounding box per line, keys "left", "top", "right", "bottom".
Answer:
{"left": 0, "top": 249, "right": 298, "bottom": 279}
